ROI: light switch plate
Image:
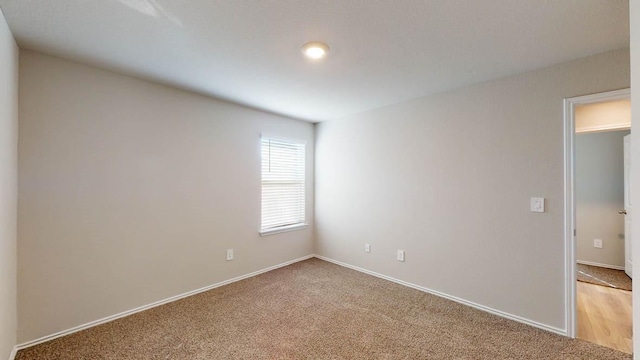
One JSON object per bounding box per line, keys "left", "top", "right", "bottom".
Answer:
{"left": 594, "top": 239, "right": 603, "bottom": 249}
{"left": 397, "top": 250, "right": 405, "bottom": 262}
{"left": 530, "top": 197, "right": 545, "bottom": 213}
{"left": 365, "top": 244, "right": 371, "bottom": 253}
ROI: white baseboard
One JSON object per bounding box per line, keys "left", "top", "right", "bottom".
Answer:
{"left": 577, "top": 260, "right": 625, "bottom": 271}
{"left": 15, "top": 253, "right": 567, "bottom": 353}
{"left": 16, "top": 254, "right": 315, "bottom": 351}
{"left": 314, "top": 255, "right": 566, "bottom": 337}
{"left": 7, "top": 346, "right": 17, "bottom": 360}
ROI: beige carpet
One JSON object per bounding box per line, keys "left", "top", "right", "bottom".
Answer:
{"left": 577, "top": 264, "right": 632, "bottom": 291}
{"left": 17, "top": 258, "right": 630, "bottom": 359}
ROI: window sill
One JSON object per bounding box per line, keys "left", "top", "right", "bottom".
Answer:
{"left": 259, "top": 223, "right": 308, "bottom": 237}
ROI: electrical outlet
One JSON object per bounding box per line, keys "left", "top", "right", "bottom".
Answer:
{"left": 365, "top": 244, "right": 371, "bottom": 253}
{"left": 397, "top": 249, "right": 405, "bottom": 262}
{"left": 594, "top": 239, "right": 603, "bottom": 249}
{"left": 226, "top": 249, "right": 234, "bottom": 261}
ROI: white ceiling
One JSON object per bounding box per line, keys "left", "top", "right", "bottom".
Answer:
{"left": 0, "top": 0, "right": 629, "bottom": 122}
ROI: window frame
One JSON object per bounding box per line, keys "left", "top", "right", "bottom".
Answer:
{"left": 259, "top": 135, "right": 307, "bottom": 237}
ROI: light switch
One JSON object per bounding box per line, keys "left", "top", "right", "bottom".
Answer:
{"left": 594, "top": 239, "right": 603, "bottom": 249}
{"left": 530, "top": 197, "right": 545, "bottom": 213}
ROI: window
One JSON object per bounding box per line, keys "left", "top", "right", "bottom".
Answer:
{"left": 260, "top": 137, "right": 306, "bottom": 236}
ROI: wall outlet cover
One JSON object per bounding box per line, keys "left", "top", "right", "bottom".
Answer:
{"left": 226, "top": 249, "right": 234, "bottom": 261}
{"left": 365, "top": 244, "right": 371, "bottom": 253}
{"left": 397, "top": 249, "right": 405, "bottom": 262}
{"left": 594, "top": 239, "right": 603, "bottom": 249}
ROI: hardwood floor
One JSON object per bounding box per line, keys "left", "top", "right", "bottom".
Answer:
{"left": 577, "top": 281, "right": 632, "bottom": 354}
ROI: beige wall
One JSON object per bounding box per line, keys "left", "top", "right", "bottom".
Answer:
{"left": 575, "top": 99, "right": 631, "bottom": 133}
{"left": 575, "top": 130, "right": 629, "bottom": 268}
{"left": 630, "top": 1, "right": 640, "bottom": 357}
{"left": 0, "top": 8, "right": 18, "bottom": 360}
{"left": 17, "top": 51, "right": 315, "bottom": 343}
{"left": 315, "top": 48, "right": 630, "bottom": 332}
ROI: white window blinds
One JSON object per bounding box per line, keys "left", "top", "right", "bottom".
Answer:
{"left": 260, "top": 137, "right": 306, "bottom": 234}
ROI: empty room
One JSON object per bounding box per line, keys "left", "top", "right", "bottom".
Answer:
{"left": 1, "top": 1, "right": 640, "bottom": 359}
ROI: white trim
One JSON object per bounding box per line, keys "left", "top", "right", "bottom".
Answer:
{"left": 575, "top": 123, "right": 631, "bottom": 134}
{"left": 259, "top": 223, "right": 308, "bottom": 237}
{"left": 567, "top": 88, "right": 631, "bottom": 105}
{"left": 563, "top": 96, "right": 577, "bottom": 339}
{"left": 577, "top": 260, "right": 625, "bottom": 271}
{"left": 563, "top": 87, "right": 631, "bottom": 339}
{"left": 15, "top": 254, "right": 314, "bottom": 351}
{"left": 7, "top": 346, "right": 17, "bottom": 360}
{"left": 314, "top": 255, "right": 566, "bottom": 336}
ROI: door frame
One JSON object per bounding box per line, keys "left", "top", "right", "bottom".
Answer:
{"left": 563, "top": 88, "right": 630, "bottom": 338}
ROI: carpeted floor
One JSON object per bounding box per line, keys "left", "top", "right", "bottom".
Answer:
{"left": 17, "top": 258, "right": 631, "bottom": 359}
{"left": 577, "top": 263, "right": 632, "bottom": 291}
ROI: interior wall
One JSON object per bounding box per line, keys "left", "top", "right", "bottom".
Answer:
{"left": 0, "top": 8, "right": 18, "bottom": 360}
{"left": 630, "top": 0, "right": 640, "bottom": 356}
{"left": 575, "top": 99, "right": 631, "bottom": 133}
{"left": 575, "top": 130, "right": 629, "bottom": 268}
{"left": 18, "top": 50, "right": 315, "bottom": 343}
{"left": 315, "top": 48, "right": 629, "bottom": 331}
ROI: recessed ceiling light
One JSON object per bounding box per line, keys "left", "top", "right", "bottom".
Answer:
{"left": 302, "top": 42, "right": 329, "bottom": 60}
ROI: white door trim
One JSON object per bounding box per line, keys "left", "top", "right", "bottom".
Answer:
{"left": 563, "top": 88, "right": 631, "bottom": 338}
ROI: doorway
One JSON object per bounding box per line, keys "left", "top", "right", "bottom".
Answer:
{"left": 564, "top": 89, "right": 632, "bottom": 354}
